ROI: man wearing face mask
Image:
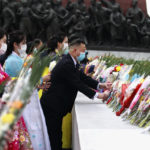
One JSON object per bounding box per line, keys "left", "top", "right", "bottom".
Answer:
{"left": 40, "top": 38, "right": 112, "bottom": 150}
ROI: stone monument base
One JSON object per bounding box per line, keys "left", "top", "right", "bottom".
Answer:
{"left": 87, "top": 45, "right": 150, "bottom": 53}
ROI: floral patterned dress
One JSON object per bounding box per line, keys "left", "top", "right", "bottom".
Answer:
{"left": 8, "top": 117, "right": 33, "bottom": 150}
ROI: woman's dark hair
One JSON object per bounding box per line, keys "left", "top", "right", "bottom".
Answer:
{"left": 33, "top": 39, "right": 42, "bottom": 47}
{"left": 26, "top": 39, "right": 42, "bottom": 54}
{"left": 0, "top": 28, "right": 6, "bottom": 40}
{"left": 0, "top": 30, "right": 25, "bottom": 66}
{"left": 6, "top": 30, "right": 26, "bottom": 58}
{"left": 6, "top": 30, "right": 26, "bottom": 57}
{"left": 47, "top": 32, "right": 65, "bottom": 52}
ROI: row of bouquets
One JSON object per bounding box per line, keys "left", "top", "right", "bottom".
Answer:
{"left": 87, "top": 55, "right": 150, "bottom": 133}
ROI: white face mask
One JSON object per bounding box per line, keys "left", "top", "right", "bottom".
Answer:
{"left": 63, "top": 43, "right": 69, "bottom": 50}
{"left": 0, "top": 43, "right": 7, "bottom": 54}
{"left": 18, "top": 44, "right": 27, "bottom": 58}
{"left": 21, "top": 44, "right": 27, "bottom": 53}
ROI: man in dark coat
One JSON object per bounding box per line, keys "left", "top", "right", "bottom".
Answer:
{"left": 40, "top": 39, "right": 111, "bottom": 150}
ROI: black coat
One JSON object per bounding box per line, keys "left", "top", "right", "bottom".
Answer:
{"left": 40, "top": 54, "right": 98, "bottom": 116}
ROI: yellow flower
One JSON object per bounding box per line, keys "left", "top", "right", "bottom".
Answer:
{"left": 140, "top": 78, "right": 144, "bottom": 83}
{"left": 12, "top": 77, "right": 17, "bottom": 80}
{"left": 84, "top": 65, "right": 89, "bottom": 74}
{"left": 23, "top": 62, "right": 28, "bottom": 67}
{"left": 55, "top": 49, "right": 59, "bottom": 54}
{"left": 27, "top": 55, "right": 33, "bottom": 59}
{"left": 139, "top": 96, "right": 144, "bottom": 102}
{"left": 116, "top": 66, "right": 121, "bottom": 72}
{"left": 88, "top": 57, "right": 93, "bottom": 61}
{"left": 20, "top": 135, "right": 25, "bottom": 142}
{"left": 146, "top": 99, "right": 150, "bottom": 104}
{"left": 1, "top": 113, "right": 15, "bottom": 124}
{"left": 9, "top": 108, "right": 16, "bottom": 113}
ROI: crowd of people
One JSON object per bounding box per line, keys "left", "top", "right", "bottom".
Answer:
{"left": 0, "top": 0, "right": 149, "bottom": 149}
{"left": 0, "top": 0, "right": 150, "bottom": 47}
{"left": 0, "top": 26, "right": 112, "bottom": 150}
{"left": 0, "top": 0, "right": 148, "bottom": 149}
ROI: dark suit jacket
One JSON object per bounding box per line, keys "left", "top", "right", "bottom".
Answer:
{"left": 40, "top": 54, "right": 98, "bottom": 116}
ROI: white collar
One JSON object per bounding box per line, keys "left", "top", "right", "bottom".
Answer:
{"left": 12, "top": 51, "right": 20, "bottom": 57}
{"left": 69, "top": 54, "right": 77, "bottom": 66}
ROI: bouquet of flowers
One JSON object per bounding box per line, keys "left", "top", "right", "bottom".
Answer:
{"left": 0, "top": 52, "right": 52, "bottom": 149}
{"left": 130, "top": 86, "right": 150, "bottom": 126}
{"left": 116, "top": 76, "right": 143, "bottom": 117}
{"left": 126, "top": 76, "right": 150, "bottom": 118}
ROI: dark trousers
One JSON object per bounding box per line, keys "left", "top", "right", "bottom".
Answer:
{"left": 41, "top": 103, "right": 63, "bottom": 150}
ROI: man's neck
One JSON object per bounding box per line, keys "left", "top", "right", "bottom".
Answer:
{"left": 69, "top": 52, "right": 77, "bottom": 66}
{"left": 69, "top": 52, "right": 77, "bottom": 61}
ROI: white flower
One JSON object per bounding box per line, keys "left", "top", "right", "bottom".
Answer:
{"left": 49, "top": 61, "right": 56, "bottom": 72}
{"left": 2, "top": 93, "right": 10, "bottom": 102}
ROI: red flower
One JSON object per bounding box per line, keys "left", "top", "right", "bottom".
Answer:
{"left": 116, "top": 83, "right": 142, "bottom": 116}
{"left": 114, "top": 66, "right": 117, "bottom": 72}
{"left": 110, "top": 71, "right": 113, "bottom": 74}
{"left": 119, "top": 84, "right": 130, "bottom": 105}
{"left": 116, "top": 106, "right": 125, "bottom": 116}
{"left": 120, "top": 63, "right": 124, "bottom": 66}
{"left": 106, "top": 97, "right": 113, "bottom": 105}
{"left": 124, "top": 83, "right": 142, "bottom": 108}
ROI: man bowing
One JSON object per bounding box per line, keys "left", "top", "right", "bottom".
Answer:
{"left": 40, "top": 39, "right": 112, "bottom": 150}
